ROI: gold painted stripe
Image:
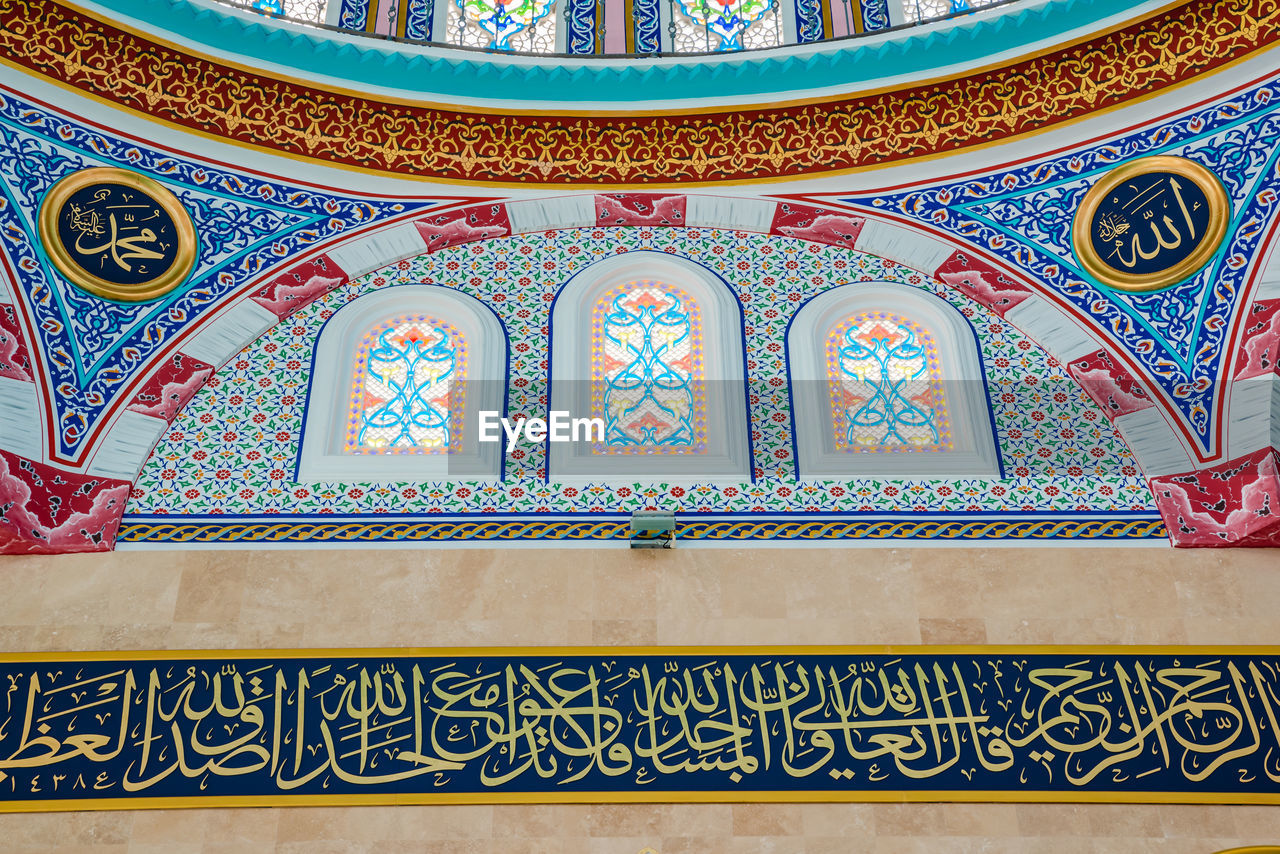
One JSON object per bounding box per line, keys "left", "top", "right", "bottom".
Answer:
{"left": 396, "top": 0, "right": 410, "bottom": 38}
{"left": 624, "top": 0, "right": 635, "bottom": 54}
{"left": 4, "top": 788, "right": 1280, "bottom": 812}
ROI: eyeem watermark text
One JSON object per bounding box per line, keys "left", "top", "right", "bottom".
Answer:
{"left": 479, "top": 411, "right": 605, "bottom": 452}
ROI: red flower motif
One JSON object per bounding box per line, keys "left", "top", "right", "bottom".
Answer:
{"left": 627, "top": 413, "right": 670, "bottom": 435}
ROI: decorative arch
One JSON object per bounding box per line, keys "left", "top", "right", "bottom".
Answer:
{"left": 788, "top": 282, "right": 1000, "bottom": 478}
{"left": 547, "top": 250, "right": 751, "bottom": 482}
{"left": 296, "top": 285, "right": 506, "bottom": 482}
{"left": 8, "top": 193, "right": 1213, "bottom": 552}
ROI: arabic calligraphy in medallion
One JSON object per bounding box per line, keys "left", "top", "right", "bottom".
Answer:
{"left": 37, "top": 167, "right": 196, "bottom": 302}
{"left": 1071, "top": 156, "right": 1229, "bottom": 293}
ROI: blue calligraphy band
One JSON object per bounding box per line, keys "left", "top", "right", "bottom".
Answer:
{"left": 2, "top": 647, "right": 1278, "bottom": 810}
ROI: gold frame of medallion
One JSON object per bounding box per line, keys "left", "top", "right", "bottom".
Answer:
{"left": 37, "top": 166, "right": 197, "bottom": 302}
{"left": 1070, "top": 155, "right": 1230, "bottom": 293}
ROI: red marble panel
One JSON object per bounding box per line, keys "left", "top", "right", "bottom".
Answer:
{"left": 1234, "top": 297, "right": 1280, "bottom": 379}
{"left": 1150, "top": 447, "right": 1280, "bottom": 547}
{"left": 594, "top": 194, "right": 687, "bottom": 226}
{"left": 0, "top": 302, "right": 32, "bottom": 382}
{"left": 1066, "top": 348, "right": 1153, "bottom": 418}
{"left": 769, "top": 203, "right": 863, "bottom": 249}
{"left": 126, "top": 351, "right": 215, "bottom": 422}
{"left": 415, "top": 205, "right": 511, "bottom": 252}
{"left": 251, "top": 254, "right": 349, "bottom": 319}
{"left": 0, "top": 449, "right": 130, "bottom": 554}
{"left": 934, "top": 250, "right": 1033, "bottom": 317}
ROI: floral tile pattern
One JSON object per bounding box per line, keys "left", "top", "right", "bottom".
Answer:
{"left": 127, "top": 227, "right": 1155, "bottom": 520}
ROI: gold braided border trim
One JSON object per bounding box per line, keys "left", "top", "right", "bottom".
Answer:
{"left": 116, "top": 518, "right": 1168, "bottom": 542}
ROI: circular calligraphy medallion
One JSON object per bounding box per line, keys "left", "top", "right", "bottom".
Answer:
{"left": 1071, "top": 155, "right": 1229, "bottom": 293}
{"left": 37, "top": 167, "right": 196, "bottom": 302}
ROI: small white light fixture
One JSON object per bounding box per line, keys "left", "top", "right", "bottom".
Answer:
{"left": 629, "top": 510, "right": 675, "bottom": 549}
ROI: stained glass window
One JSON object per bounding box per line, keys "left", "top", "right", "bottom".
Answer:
{"left": 591, "top": 281, "right": 706, "bottom": 454}
{"left": 249, "top": 0, "right": 327, "bottom": 22}
{"left": 344, "top": 314, "right": 466, "bottom": 455}
{"left": 826, "top": 311, "right": 952, "bottom": 452}
{"left": 902, "top": 0, "right": 1003, "bottom": 23}
{"left": 671, "top": 0, "right": 782, "bottom": 52}
{"left": 447, "top": 0, "right": 557, "bottom": 52}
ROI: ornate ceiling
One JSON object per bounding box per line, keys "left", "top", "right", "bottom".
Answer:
{"left": 0, "top": 0, "right": 1277, "bottom": 552}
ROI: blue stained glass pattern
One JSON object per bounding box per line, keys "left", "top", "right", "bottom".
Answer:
{"left": 672, "top": 0, "right": 781, "bottom": 51}
{"left": 345, "top": 315, "right": 466, "bottom": 455}
{"left": 904, "top": 0, "right": 1002, "bottom": 23}
{"left": 827, "top": 312, "right": 952, "bottom": 452}
{"left": 448, "top": 0, "right": 557, "bottom": 51}
{"left": 591, "top": 282, "right": 706, "bottom": 454}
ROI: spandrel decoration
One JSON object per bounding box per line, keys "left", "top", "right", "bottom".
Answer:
{"left": 37, "top": 167, "right": 197, "bottom": 302}
{"left": 2, "top": 647, "right": 1279, "bottom": 810}
{"left": 1071, "top": 155, "right": 1229, "bottom": 293}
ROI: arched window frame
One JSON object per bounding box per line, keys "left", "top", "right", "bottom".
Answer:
{"left": 297, "top": 285, "right": 506, "bottom": 482}
{"left": 549, "top": 251, "right": 751, "bottom": 483}
{"left": 787, "top": 282, "right": 1001, "bottom": 478}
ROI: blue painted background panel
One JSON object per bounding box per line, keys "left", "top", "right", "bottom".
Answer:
{"left": 2, "top": 649, "right": 1277, "bottom": 807}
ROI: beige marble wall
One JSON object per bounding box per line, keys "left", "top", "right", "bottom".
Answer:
{"left": 0, "top": 545, "right": 1277, "bottom": 852}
